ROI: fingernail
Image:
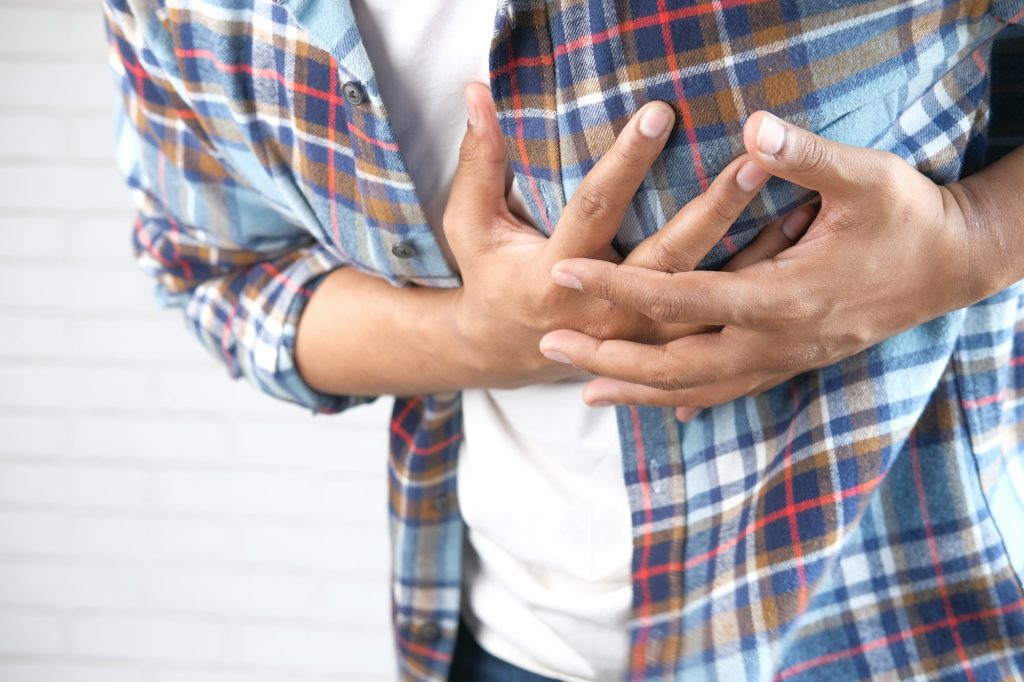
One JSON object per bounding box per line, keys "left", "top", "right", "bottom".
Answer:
{"left": 590, "top": 400, "right": 613, "bottom": 408}
{"left": 756, "top": 113, "right": 786, "bottom": 157}
{"left": 780, "top": 208, "right": 812, "bottom": 240}
{"left": 466, "top": 96, "right": 479, "bottom": 128}
{"left": 551, "top": 268, "right": 582, "bottom": 290}
{"left": 736, "top": 160, "right": 771, "bottom": 192}
{"left": 638, "top": 104, "right": 672, "bottom": 138}
{"left": 676, "top": 407, "right": 701, "bottom": 422}
{"left": 542, "top": 350, "right": 573, "bottom": 365}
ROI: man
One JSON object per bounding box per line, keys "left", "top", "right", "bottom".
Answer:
{"left": 104, "top": 0, "right": 1024, "bottom": 680}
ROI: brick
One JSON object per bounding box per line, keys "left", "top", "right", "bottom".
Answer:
{"left": 156, "top": 369, "right": 291, "bottom": 416}
{"left": 235, "top": 623, "right": 395, "bottom": 676}
{"left": 0, "top": 314, "right": 74, "bottom": 359}
{"left": 232, "top": 523, "right": 353, "bottom": 572}
{"left": 0, "top": 62, "right": 114, "bottom": 111}
{"left": 0, "top": 611, "right": 63, "bottom": 654}
{"left": 73, "top": 516, "right": 231, "bottom": 562}
{"left": 0, "top": 265, "right": 154, "bottom": 313}
{"left": 155, "top": 470, "right": 311, "bottom": 517}
{"left": 147, "top": 568, "right": 313, "bottom": 618}
{"left": 0, "top": 216, "right": 71, "bottom": 261}
{"left": 0, "top": 9, "right": 86, "bottom": 57}
{"left": 71, "top": 316, "right": 211, "bottom": 365}
{"left": 70, "top": 215, "right": 136, "bottom": 264}
{"left": 0, "top": 662, "right": 147, "bottom": 682}
{"left": 0, "top": 412, "right": 73, "bottom": 455}
{"left": 154, "top": 672, "right": 308, "bottom": 682}
{"left": 0, "top": 510, "right": 72, "bottom": 555}
{"left": 0, "top": 164, "right": 129, "bottom": 212}
{"left": 0, "top": 112, "right": 66, "bottom": 157}
{"left": 0, "top": 560, "right": 144, "bottom": 608}
{"left": 237, "top": 525, "right": 391, "bottom": 577}
{"left": 72, "top": 615, "right": 225, "bottom": 663}
{"left": 230, "top": 417, "right": 389, "bottom": 475}
{"left": 309, "top": 476, "right": 389, "bottom": 526}
{"left": 72, "top": 415, "right": 228, "bottom": 460}
{"left": 0, "top": 9, "right": 65, "bottom": 54}
{"left": 317, "top": 577, "right": 391, "bottom": 628}
{"left": 0, "top": 364, "right": 152, "bottom": 410}
{"left": 67, "top": 10, "right": 111, "bottom": 58}
{"left": 68, "top": 112, "right": 117, "bottom": 160}
{"left": 0, "top": 463, "right": 148, "bottom": 509}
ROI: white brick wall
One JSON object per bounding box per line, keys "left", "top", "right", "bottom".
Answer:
{"left": 0, "top": 2, "right": 399, "bottom": 680}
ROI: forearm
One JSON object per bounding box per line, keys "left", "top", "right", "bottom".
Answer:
{"left": 954, "top": 146, "right": 1024, "bottom": 299}
{"left": 294, "top": 267, "right": 485, "bottom": 397}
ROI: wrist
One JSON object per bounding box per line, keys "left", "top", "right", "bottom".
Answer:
{"left": 943, "top": 178, "right": 1015, "bottom": 305}
{"left": 443, "top": 287, "right": 492, "bottom": 382}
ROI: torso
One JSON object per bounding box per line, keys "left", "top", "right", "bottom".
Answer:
{"left": 351, "top": 1, "right": 631, "bottom": 678}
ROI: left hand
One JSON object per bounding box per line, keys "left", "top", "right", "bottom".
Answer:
{"left": 538, "top": 111, "right": 995, "bottom": 420}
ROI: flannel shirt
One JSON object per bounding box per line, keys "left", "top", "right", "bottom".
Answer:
{"left": 103, "top": 0, "right": 1024, "bottom": 679}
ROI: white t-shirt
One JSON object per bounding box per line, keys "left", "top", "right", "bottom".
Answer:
{"left": 350, "top": 2, "right": 632, "bottom": 679}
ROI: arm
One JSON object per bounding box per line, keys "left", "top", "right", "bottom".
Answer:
{"left": 108, "top": 0, "right": 799, "bottom": 405}
{"left": 107, "top": 3, "right": 363, "bottom": 413}
{"left": 537, "top": 112, "right": 1023, "bottom": 416}
{"left": 956, "top": 145, "right": 1024, "bottom": 301}
{"left": 294, "top": 266, "right": 468, "bottom": 397}
{"left": 295, "top": 84, "right": 812, "bottom": 398}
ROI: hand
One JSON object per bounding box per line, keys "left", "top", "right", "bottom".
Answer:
{"left": 447, "top": 87, "right": 807, "bottom": 389}
{"left": 538, "top": 111, "right": 992, "bottom": 418}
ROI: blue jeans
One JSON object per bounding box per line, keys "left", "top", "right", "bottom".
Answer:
{"left": 449, "top": 620, "right": 563, "bottom": 682}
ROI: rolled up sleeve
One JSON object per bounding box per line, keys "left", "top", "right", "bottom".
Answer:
{"left": 106, "top": 1, "right": 372, "bottom": 414}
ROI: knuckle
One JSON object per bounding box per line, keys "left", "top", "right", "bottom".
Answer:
{"left": 651, "top": 230, "right": 702, "bottom": 273}
{"left": 593, "top": 268, "right": 620, "bottom": 303}
{"left": 771, "top": 290, "right": 818, "bottom": 326}
{"left": 792, "top": 134, "right": 834, "bottom": 176}
{"left": 457, "top": 137, "right": 481, "bottom": 166}
{"left": 609, "top": 138, "right": 650, "bottom": 173}
{"left": 643, "top": 287, "right": 685, "bottom": 322}
{"left": 865, "top": 151, "right": 902, "bottom": 193}
{"left": 701, "top": 191, "right": 739, "bottom": 228}
{"left": 572, "top": 183, "right": 614, "bottom": 223}
{"left": 774, "top": 342, "right": 819, "bottom": 372}
{"left": 648, "top": 366, "right": 681, "bottom": 392}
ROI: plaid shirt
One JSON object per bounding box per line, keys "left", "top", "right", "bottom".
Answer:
{"left": 103, "top": 0, "right": 1024, "bottom": 679}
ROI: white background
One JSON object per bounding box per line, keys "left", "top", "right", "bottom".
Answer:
{"left": 0, "top": 1, "right": 400, "bottom": 680}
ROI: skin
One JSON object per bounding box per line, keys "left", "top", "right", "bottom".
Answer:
{"left": 295, "top": 85, "right": 812, "bottom": 396}
{"left": 538, "top": 111, "right": 1024, "bottom": 420}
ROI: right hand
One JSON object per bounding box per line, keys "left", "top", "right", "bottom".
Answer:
{"left": 445, "top": 83, "right": 812, "bottom": 389}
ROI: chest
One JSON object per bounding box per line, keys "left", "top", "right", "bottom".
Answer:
{"left": 155, "top": 0, "right": 1001, "bottom": 284}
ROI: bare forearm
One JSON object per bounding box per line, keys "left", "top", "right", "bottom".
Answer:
{"left": 956, "top": 146, "right": 1024, "bottom": 298}
{"left": 294, "top": 267, "right": 482, "bottom": 397}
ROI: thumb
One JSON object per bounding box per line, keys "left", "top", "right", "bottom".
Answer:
{"left": 743, "top": 111, "right": 877, "bottom": 198}
{"left": 445, "top": 83, "right": 511, "bottom": 236}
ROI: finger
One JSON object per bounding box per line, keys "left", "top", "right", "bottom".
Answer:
{"left": 549, "top": 261, "right": 764, "bottom": 327}
{"left": 722, "top": 202, "right": 817, "bottom": 272}
{"left": 743, "top": 111, "right": 885, "bottom": 198}
{"left": 539, "top": 329, "right": 750, "bottom": 391}
{"left": 445, "top": 83, "right": 512, "bottom": 231}
{"left": 582, "top": 373, "right": 765, "bottom": 410}
{"left": 676, "top": 372, "right": 795, "bottom": 420}
{"left": 545, "top": 101, "right": 675, "bottom": 262}
{"left": 626, "top": 153, "right": 771, "bottom": 272}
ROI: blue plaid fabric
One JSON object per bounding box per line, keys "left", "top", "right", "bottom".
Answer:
{"left": 103, "top": 0, "right": 1024, "bottom": 680}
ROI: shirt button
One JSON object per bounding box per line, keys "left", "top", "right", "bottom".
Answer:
{"left": 416, "top": 621, "right": 441, "bottom": 643}
{"left": 342, "top": 80, "right": 368, "bottom": 106}
{"left": 391, "top": 242, "right": 417, "bottom": 259}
